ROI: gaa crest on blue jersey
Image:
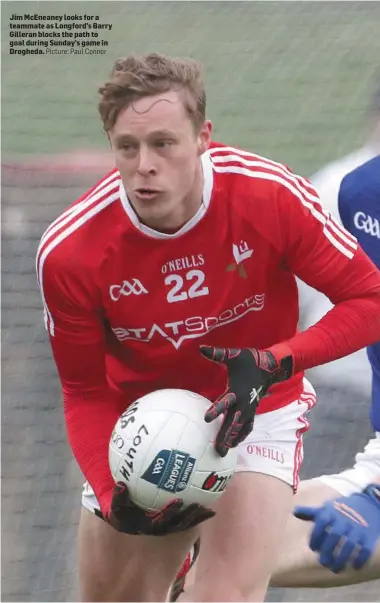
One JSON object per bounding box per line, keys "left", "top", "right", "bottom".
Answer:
{"left": 141, "top": 449, "right": 196, "bottom": 493}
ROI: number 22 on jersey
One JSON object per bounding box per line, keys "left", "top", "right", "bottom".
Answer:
{"left": 164, "top": 270, "right": 209, "bottom": 303}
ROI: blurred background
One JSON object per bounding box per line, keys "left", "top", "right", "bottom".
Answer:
{"left": 2, "top": 1, "right": 380, "bottom": 601}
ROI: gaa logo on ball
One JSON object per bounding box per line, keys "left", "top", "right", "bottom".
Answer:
{"left": 142, "top": 449, "right": 196, "bottom": 493}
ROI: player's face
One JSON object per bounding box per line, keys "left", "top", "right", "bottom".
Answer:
{"left": 108, "top": 90, "right": 212, "bottom": 231}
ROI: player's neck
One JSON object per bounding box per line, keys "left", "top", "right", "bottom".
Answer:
{"left": 138, "top": 167, "right": 204, "bottom": 234}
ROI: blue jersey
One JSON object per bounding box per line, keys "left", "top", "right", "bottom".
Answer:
{"left": 338, "top": 155, "right": 380, "bottom": 431}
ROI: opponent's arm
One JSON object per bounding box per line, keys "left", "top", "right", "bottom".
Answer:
{"left": 294, "top": 478, "right": 380, "bottom": 572}
{"left": 38, "top": 249, "right": 214, "bottom": 533}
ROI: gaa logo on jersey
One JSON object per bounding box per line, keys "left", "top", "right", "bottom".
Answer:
{"left": 142, "top": 449, "right": 196, "bottom": 493}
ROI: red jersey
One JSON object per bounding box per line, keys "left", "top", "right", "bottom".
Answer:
{"left": 36, "top": 144, "right": 380, "bottom": 512}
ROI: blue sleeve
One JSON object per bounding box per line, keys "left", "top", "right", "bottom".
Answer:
{"left": 338, "top": 155, "right": 380, "bottom": 432}
{"left": 338, "top": 155, "right": 380, "bottom": 269}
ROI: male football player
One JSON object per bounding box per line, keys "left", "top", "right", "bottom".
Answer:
{"left": 37, "top": 53, "right": 380, "bottom": 602}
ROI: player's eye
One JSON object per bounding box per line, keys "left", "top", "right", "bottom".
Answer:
{"left": 155, "top": 140, "right": 173, "bottom": 148}
{"left": 120, "top": 143, "right": 138, "bottom": 154}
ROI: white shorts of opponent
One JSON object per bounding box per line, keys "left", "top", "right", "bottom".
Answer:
{"left": 82, "top": 379, "right": 317, "bottom": 514}
{"left": 316, "top": 432, "right": 380, "bottom": 496}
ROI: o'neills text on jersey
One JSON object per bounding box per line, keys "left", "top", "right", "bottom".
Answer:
{"left": 161, "top": 254, "right": 205, "bottom": 275}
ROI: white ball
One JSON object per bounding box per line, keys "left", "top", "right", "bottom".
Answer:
{"left": 109, "top": 388, "right": 238, "bottom": 511}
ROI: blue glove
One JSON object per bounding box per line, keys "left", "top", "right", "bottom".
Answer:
{"left": 294, "top": 484, "right": 380, "bottom": 573}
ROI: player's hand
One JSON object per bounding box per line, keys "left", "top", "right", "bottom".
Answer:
{"left": 294, "top": 484, "right": 380, "bottom": 572}
{"left": 98, "top": 482, "right": 216, "bottom": 536}
{"left": 199, "top": 346, "right": 293, "bottom": 457}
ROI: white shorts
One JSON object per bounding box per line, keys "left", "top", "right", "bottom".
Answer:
{"left": 317, "top": 433, "right": 380, "bottom": 496}
{"left": 82, "top": 379, "right": 317, "bottom": 514}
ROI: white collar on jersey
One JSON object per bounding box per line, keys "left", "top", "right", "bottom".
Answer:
{"left": 119, "top": 151, "right": 214, "bottom": 239}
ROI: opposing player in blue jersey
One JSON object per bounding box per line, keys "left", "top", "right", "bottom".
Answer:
{"left": 271, "top": 155, "right": 380, "bottom": 587}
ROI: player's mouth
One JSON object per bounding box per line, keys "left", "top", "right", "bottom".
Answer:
{"left": 134, "top": 188, "right": 162, "bottom": 201}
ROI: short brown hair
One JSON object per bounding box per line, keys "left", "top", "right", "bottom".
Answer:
{"left": 98, "top": 52, "right": 206, "bottom": 133}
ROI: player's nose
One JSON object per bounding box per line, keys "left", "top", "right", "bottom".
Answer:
{"left": 137, "top": 147, "right": 157, "bottom": 176}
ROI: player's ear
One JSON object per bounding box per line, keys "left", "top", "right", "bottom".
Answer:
{"left": 197, "top": 120, "right": 212, "bottom": 156}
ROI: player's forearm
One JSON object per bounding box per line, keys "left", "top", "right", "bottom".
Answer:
{"left": 48, "top": 334, "right": 117, "bottom": 512}
{"left": 270, "top": 247, "right": 380, "bottom": 373}
{"left": 269, "top": 292, "right": 380, "bottom": 374}
{"left": 64, "top": 390, "right": 118, "bottom": 513}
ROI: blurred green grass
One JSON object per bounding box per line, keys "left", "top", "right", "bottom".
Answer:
{"left": 2, "top": 0, "right": 380, "bottom": 175}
